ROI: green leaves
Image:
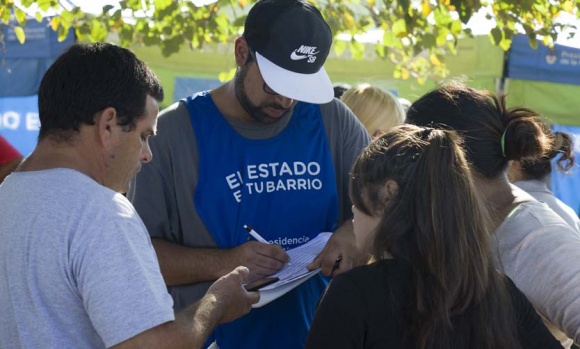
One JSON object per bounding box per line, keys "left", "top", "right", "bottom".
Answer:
{"left": 13, "top": 25, "right": 24, "bottom": 43}
{"left": 14, "top": 7, "right": 26, "bottom": 25}
{"left": 0, "top": 0, "right": 577, "bottom": 84}
{"left": 36, "top": 0, "right": 54, "bottom": 12}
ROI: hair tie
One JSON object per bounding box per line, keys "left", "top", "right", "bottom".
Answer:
{"left": 500, "top": 130, "right": 507, "bottom": 157}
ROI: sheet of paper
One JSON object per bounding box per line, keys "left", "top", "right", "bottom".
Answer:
{"left": 260, "top": 232, "right": 331, "bottom": 290}
{"left": 252, "top": 270, "right": 320, "bottom": 308}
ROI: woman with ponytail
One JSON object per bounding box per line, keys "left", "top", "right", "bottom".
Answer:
{"left": 305, "top": 125, "right": 560, "bottom": 349}
{"left": 406, "top": 82, "right": 580, "bottom": 347}
{"left": 508, "top": 130, "right": 580, "bottom": 232}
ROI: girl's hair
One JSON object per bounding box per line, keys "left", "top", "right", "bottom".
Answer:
{"left": 341, "top": 84, "right": 406, "bottom": 136}
{"left": 350, "top": 124, "right": 520, "bottom": 348}
{"left": 520, "top": 131, "right": 576, "bottom": 180}
{"left": 406, "top": 81, "right": 553, "bottom": 178}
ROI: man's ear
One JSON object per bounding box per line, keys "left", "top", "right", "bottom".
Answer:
{"left": 234, "top": 37, "right": 250, "bottom": 67}
{"left": 96, "top": 107, "right": 117, "bottom": 149}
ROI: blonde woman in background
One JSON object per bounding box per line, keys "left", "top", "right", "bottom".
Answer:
{"left": 341, "top": 84, "right": 406, "bottom": 137}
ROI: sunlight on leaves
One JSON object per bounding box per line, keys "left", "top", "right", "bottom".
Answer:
{"left": 0, "top": 0, "right": 577, "bottom": 84}
{"left": 14, "top": 26, "right": 25, "bottom": 44}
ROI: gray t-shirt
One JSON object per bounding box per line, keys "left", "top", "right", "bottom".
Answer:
{"left": 0, "top": 169, "right": 174, "bottom": 348}
{"left": 494, "top": 198, "right": 580, "bottom": 347}
{"left": 514, "top": 179, "right": 580, "bottom": 234}
{"left": 128, "top": 97, "right": 371, "bottom": 309}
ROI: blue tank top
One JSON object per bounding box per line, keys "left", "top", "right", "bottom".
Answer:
{"left": 184, "top": 92, "right": 339, "bottom": 349}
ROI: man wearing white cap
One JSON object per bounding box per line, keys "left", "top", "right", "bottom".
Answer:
{"left": 128, "top": 0, "right": 371, "bottom": 348}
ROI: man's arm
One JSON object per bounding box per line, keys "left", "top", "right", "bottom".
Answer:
{"left": 111, "top": 266, "right": 259, "bottom": 349}
{"left": 153, "top": 239, "right": 289, "bottom": 285}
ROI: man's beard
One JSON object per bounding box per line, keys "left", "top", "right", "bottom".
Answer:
{"left": 234, "top": 63, "right": 289, "bottom": 124}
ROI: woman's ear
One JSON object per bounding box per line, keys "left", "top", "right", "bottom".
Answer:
{"left": 379, "top": 180, "right": 399, "bottom": 206}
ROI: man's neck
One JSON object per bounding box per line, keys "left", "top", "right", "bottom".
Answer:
{"left": 18, "top": 136, "right": 105, "bottom": 186}
{"left": 210, "top": 81, "right": 254, "bottom": 123}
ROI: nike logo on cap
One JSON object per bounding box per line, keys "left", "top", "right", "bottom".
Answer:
{"left": 290, "top": 51, "right": 308, "bottom": 60}
{"left": 290, "top": 45, "right": 320, "bottom": 62}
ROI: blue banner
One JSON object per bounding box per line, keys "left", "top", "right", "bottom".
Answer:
{"left": 0, "top": 18, "right": 74, "bottom": 97}
{"left": 0, "top": 95, "right": 39, "bottom": 156}
{"left": 507, "top": 35, "right": 580, "bottom": 86}
{"left": 551, "top": 124, "right": 580, "bottom": 215}
{"left": 173, "top": 77, "right": 220, "bottom": 102}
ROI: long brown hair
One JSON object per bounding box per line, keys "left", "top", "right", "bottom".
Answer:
{"left": 350, "top": 125, "right": 520, "bottom": 348}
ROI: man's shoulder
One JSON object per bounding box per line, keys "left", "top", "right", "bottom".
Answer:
{"left": 318, "top": 98, "right": 363, "bottom": 128}
{"left": 314, "top": 98, "right": 370, "bottom": 143}
{"left": 156, "top": 101, "right": 192, "bottom": 135}
{"left": 159, "top": 91, "right": 209, "bottom": 115}
{"left": 317, "top": 98, "right": 352, "bottom": 117}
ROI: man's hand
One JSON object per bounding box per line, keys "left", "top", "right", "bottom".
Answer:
{"left": 307, "top": 221, "right": 362, "bottom": 276}
{"left": 204, "top": 266, "right": 260, "bottom": 324}
{"left": 228, "top": 242, "right": 289, "bottom": 282}
{"left": 114, "top": 266, "right": 260, "bottom": 349}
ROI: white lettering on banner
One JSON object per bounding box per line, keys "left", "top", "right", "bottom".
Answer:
{"left": 552, "top": 50, "right": 580, "bottom": 67}
{"left": 0, "top": 111, "right": 20, "bottom": 130}
{"left": 225, "top": 161, "right": 324, "bottom": 202}
{"left": 0, "top": 111, "right": 39, "bottom": 131}
{"left": 26, "top": 113, "right": 40, "bottom": 131}
{"left": 561, "top": 51, "right": 580, "bottom": 60}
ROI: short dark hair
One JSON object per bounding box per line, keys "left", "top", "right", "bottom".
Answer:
{"left": 38, "top": 43, "right": 164, "bottom": 140}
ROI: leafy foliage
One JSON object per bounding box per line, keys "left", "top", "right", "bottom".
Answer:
{"left": 0, "top": 0, "right": 578, "bottom": 83}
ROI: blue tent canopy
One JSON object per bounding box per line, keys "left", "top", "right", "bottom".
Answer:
{"left": 507, "top": 34, "right": 580, "bottom": 85}
{"left": 0, "top": 19, "right": 75, "bottom": 97}
{"left": 506, "top": 35, "right": 580, "bottom": 214}
{"left": 0, "top": 19, "right": 74, "bottom": 155}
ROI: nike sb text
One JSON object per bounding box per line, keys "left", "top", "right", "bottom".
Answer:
{"left": 290, "top": 45, "right": 319, "bottom": 63}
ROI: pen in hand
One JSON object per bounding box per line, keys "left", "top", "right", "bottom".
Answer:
{"left": 244, "top": 225, "right": 270, "bottom": 244}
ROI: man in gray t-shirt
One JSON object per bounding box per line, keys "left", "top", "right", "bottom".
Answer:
{"left": 0, "top": 43, "right": 257, "bottom": 349}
